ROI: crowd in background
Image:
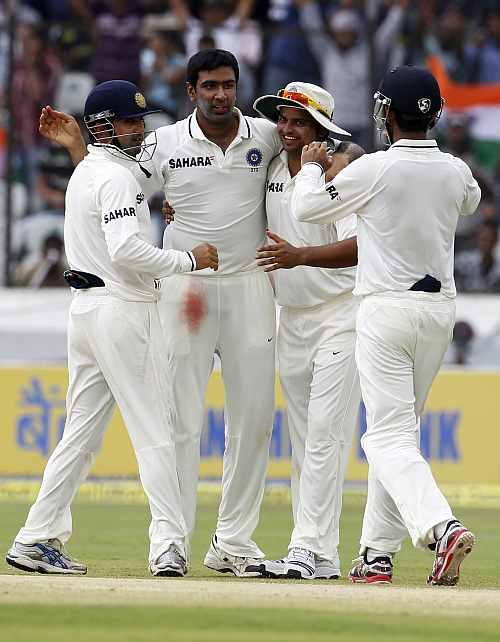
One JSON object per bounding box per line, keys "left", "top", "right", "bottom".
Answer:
{"left": 1, "top": 0, "right": 500, "bottom": 303}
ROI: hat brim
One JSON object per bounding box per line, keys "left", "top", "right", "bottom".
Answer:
{"left": 253, "top": 95, "right": 350, "bottom": 137}
{"left": 119, "top": 108, "right": 163, "bottom": 119}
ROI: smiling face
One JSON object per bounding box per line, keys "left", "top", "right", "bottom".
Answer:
{"left": 93, "top": 117, "right": 145, "bottom": 157}
{"left": 276, "top": 106, "right": 323, "bottom": 154}
{"left": 188, "top": 66, "right": 237, "bottom": 124}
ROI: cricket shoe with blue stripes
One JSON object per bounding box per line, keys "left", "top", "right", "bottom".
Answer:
{"left": 5, "top": 539, "right": 87, "bottom": 575}
{"left": 259, "top": 557, "right": 287, "bottom": 578}
{"left": 149, "top": 544, "right": 187, "bottom": 577}
{"left": 203, "top": 535, "right": 264, "bottom": 577}
{"left": 284, "top": 548, "right": 316, "bottom": 579}
{"left": 349, "top": 552, "right": 393, "bottom": 584}
{"left": 427, "top": 520, "right": 475, "bottom": 586}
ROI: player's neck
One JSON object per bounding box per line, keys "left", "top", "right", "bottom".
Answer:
{"left": 196, "top": 110, "right": 240, "bottom": 150}
{"left": 287, "top": 150, "right": 302, "bottom": 178}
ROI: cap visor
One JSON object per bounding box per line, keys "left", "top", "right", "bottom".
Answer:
{"left": 253, "top": 95, "right": 350, "bottom": 136}
{"left": 119, "top": 108, "right": 164, "bottom": 119}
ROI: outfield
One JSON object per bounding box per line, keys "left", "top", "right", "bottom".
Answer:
{"left": 1, "top": 489, "right": 499, "bottom": 641}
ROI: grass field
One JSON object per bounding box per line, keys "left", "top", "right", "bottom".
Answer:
{"left": 1, "top": 489, "right": 499, "bottom": 641}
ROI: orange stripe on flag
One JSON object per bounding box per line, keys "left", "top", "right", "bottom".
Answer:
{"left": 427, "top": 56, "right": 500, "bottom": 108}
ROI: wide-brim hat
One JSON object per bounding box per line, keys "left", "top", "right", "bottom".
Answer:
{"left": 253, "top": 81, "right": 350, "bottom": 137}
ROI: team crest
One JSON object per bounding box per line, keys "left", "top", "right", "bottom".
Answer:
{"left": 246, "top": 148, "right": 263, "bottom": 167}
{"left": 135, "top": 92, "right": 146, "bottom": 108}
{"left": 417, "top": 97, "right": 431, "bottom": 114}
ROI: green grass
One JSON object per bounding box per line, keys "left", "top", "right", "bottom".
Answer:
{"left": 1, "top": 491, "right": 499, "bottom": 642}
{"left": 0, "top": 605, "right": 499, "bottom": 642}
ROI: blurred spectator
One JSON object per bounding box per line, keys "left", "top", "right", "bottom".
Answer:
{"left": 140, "top": 30, "right": 186, "bottom": 119}
{"left": 260, "top": 0, "right": 322, "bottom": 95}
{"left": 424, "top": 3, "right": 476, "bottom": 82}
{"left": 467, "top": 10, "right": 500, "bottom": 83}
{"left": 48, "top": 0, "right": 95, "bottom": 72}
{"left": 14, "top": 233, "right": 67, "bottom": 288}
{"left": 449, "top": 320, "right": 475, "bottom": 365}
{"left": 10, "top": 22, "right": 61, "bottom": 209}
{"left": 170, "top": 0, "right": 262, "bottom": 110}
{"left": 296, "top": 0, "right": 406, "bottom": 149}
{"left": 35, "top": 143, "right": 73, "bottom": 216}
{"left": 90, "top": 0, "right": 143, "bottom": 86}
{"left": 455, "top": 220, "right": 500, "bottom": 293}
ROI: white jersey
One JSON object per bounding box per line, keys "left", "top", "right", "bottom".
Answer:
{"left": 65, "top": 145, "right": 194, "bottom": 302}
{"left": 266, "top": 151, "right": 356, "bottom": 308}
{"left": 140, "top": 109, "right": 281, "bottom": 275}
{"left": 292, "top": 139, "right": 481, "bottom": 298}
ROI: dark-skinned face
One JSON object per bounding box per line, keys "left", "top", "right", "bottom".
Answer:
{"left": 187, "top": 66, "right": 237, "bottom": 124}
{"left": 276, "top": 107, "right": 321, "bottom": 154}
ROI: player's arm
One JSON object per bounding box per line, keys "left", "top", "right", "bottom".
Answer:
{"left": 256, "top": 230, "right": 357, "bottom": 271}
{"left": 457, "top": 159, "right": 482, "bottom": 216}
{"left": 99, "top": 172, "right": 218, "bottom": 275}
{"left": 39, "top": 106, "right": 87, "bottom": 165}
{"left": 292, "top": 142, "right": 372, "bottom": 224}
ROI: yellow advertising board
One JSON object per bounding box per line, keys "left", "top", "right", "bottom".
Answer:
{"left": 1, "top": 367, "right": 499, "bottom": 484}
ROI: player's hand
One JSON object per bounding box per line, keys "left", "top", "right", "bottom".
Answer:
{"left": 163, "top": 200, "right": 175, "bottom": 225}
{"left": 180, "top": 283, "right": 207, "bottom": 333}
{"left": 256, "top": 230, "right": 305, "bottom": 272}
{"left": 39, "top": 105, "right": 83, "bottom": 150}
{"left": 192, "top": 243, "right": 219, "bottom": 271}
{"left": 301, "top": 141, "right": 332, "bottom": 173}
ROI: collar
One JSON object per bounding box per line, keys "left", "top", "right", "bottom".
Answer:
{"left": 188, "top": 107, "right": 252, "bottom": 141}
{"left": 390, "top": 138, "right": 438, "bottom": 150}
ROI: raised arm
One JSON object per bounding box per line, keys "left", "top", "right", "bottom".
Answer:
{"left": 39, "top": 106, "right": 87, "bottom": 166}
{"left": 292, "top": 142, "right": 373, "bottom": 224}
{"left": 295, "top": 0, "right": 332, "bottom": 64}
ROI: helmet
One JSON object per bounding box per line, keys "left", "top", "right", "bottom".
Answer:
{"left": 84, "top": 80, "right": 160, "bottom": 163}
{"left": 373, "top": 66, "right": 443, "bottom": 144}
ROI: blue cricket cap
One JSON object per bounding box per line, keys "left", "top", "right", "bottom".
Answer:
{"left": 84, "top": 80, "right": 160, "bottom": 124}
{"left": 379, "top": 66, "right": 442, "bottom": 118}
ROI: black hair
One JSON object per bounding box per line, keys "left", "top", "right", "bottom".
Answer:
{"left": 393, "top": 110, "right": 436, "bottom": 133}
{"left": 186, "top": 49, "right": 239, "bottom": 88}
{"left": 337, "top": 141, "right": 365, "bottom": 162}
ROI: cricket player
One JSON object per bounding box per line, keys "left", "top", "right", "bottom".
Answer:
{"left": 6, "top": 81, "right": 218, "bottom": 577}
{"left": 250, "top": 83, "right": 361, "bottom": 580}
{"left": 39, "top": 49, "right": 282, "bottom": 576}
{"left": 291, "top": 66, "right": 481, "bottom": 586}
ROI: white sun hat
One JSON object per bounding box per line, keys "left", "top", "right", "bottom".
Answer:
{"left": 253, "top": 81, "right": 350, "bottom": 136}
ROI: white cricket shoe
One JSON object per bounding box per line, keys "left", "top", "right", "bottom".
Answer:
{"left": 259, "top": 557, "right": 287, "bottom": 578}
{"left": 6, "top": 539, "right": 87, "bottom": 575}
{"left": 203, "top": 535, "right": 264, "bottom": 577}
{"left": 284, "top": 548, "right": 315, "bottom": 579}
{"left": 427, "top": 520, "right": 475, "bottom": 586}
{"left": 150, "top": 544, "right": 187, "bottom": 577}
{"left": 315, "top": 556, "right": 341, "bottom": 580}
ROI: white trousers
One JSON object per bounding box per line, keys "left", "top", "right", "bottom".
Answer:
{"left": 356, "top": 292, "right": 455, "bottom": 552}
{"left": 17, "top": 291, "right": 187, "bottom": 564}
{"left": 158, "top": 270, "right": 276, "bottom": 558}
{"left": 278, "top": 294, "right": 360, "bottom": 562}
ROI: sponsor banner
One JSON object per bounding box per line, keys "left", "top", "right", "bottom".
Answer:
{"left": 1, "top": 368, "right": 500, "bottom": 484}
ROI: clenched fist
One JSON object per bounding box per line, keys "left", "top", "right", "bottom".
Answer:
{"left": 192, "top": 243, "right": 219, "bottom": 271}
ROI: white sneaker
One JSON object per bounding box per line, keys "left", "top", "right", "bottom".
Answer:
{"left": 149, "top": 544, "right": 187, "bottom": 577}
{"left": 284, "top": 547, "right": 315, "bottom": 579}
{"left": 5, "top": 539, "right": 87, "bottom": 575}
{"left": 203, "top": 535, "right": 264, "bottom": 578}
{"left": 315, "top": 556, "right": 341, "bottom": 579}
{"left": 259, "top": 557, "right": 287, "bottom": 578}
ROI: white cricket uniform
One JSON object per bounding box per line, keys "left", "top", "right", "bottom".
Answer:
{"left": 267, "top": 151, "right": 360, "bottom": 564}
{"left": 292, "top": 139, "right": 481, "bottom": 551}
{"left": 138, "top": 110, "right": 281, "bottom": 558}
{"left": 17, "top": 145, "right": 195, "bottom": 564}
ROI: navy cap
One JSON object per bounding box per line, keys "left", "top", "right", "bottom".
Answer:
{"left": 379, "top": 66, "right": 442, "bottom": 118}
{"left": 84, "top": 80, "right": 160, "bottom": 123}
